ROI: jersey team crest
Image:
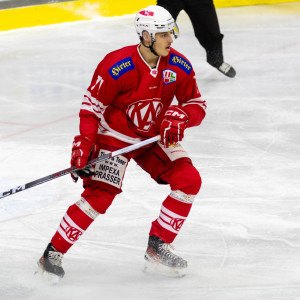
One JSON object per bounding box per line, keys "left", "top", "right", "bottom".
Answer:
{"left": 163, "top": 69, "right": 177, "bottom": 85}
{"left": 126, "top": 99, "right": 163, "bottom": 132}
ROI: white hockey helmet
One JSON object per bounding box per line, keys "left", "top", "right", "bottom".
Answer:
{"left": 134, "top": 5, "right": 180, "bottom": 42}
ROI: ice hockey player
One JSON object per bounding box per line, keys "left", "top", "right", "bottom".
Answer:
{"left": 37, "top": 5, "right": 207, "bottom": 280}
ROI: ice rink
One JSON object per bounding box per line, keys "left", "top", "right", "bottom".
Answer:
{"left": 0, "top": 2, "right": 300, "bottom": 299}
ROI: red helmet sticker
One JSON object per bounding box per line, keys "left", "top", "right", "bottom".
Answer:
{"left": 139, "top": 10, "right": 154, "bottom": 16}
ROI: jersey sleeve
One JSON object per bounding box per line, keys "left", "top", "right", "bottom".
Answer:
{"left": 79, "top": 56, "right": 122, "bottom": 139}
{"left": 175, "top": 68, "right": 207, "bottom": 128}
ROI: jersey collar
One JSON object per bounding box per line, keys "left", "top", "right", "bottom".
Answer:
{"left": 137, "top": 44, "right": 160, "bottom": 78}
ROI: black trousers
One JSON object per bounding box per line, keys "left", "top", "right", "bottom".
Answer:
{"left": 157, "top": 0, "right": 224, "bottom": 52}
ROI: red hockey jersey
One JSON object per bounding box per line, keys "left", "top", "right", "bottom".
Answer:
{"left": 80, "top": 44, "right": 207, "bottom": 148}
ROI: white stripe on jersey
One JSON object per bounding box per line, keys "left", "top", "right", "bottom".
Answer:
{"left": 81, "top": 90, "right": 144, "bottom": 145}
{"left": 182, "top": 98, "right": 207, "bottom": 112}
{"left": 98, "top": 116, "right": 144, "bottom": 145}
{"left": 81, "top": 90, "right": 108, "bottom": 119}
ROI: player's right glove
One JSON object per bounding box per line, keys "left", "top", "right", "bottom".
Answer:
{"left": 160, "top": 105, "right": 189, "bottom": 148}
{"left": 70, "top": 135, "right": 95, "bottom": 183}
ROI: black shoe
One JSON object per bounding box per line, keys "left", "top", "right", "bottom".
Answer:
{"left": 144, "top": 235, "right": 187, "bottom": 276}
{"left": 37, "top": 243, "right": 65, "bottom": 278}
{"left": 217, "top": 62, "right": 236, "bottom": 78}
{"left": 207, "top": 49, "right": 236, "bottom": 78}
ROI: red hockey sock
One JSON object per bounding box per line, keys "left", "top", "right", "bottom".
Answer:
{"left": 51, "top": 198, "right": 99, "bottom": 253}
{"left": 149, "top": 192, "right": 194, "bottom": 243}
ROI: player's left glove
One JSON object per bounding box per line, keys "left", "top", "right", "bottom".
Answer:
{"left": 160, "top": 105, "right": 189, "bottom": 148}
{"left": 70, "top": 135, "right": 95, "bottom": 183}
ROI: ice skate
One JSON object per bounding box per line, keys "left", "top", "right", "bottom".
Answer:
{"left": 207, "top": 48, "right": 236, "bottom": 78}
{"left": 143, "top": 235, "right": 187, "bottom": 277}
{"left": 36, "top": 243, "right": 65, "bottom": 283}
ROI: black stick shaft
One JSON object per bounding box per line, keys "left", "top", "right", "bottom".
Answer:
{"left": 0, "top": 135, "right": 160, "bottom": 199}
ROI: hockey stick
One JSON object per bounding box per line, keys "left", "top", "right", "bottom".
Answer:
{"left": 0, "top": 135, "right": 160, "bottom": 199}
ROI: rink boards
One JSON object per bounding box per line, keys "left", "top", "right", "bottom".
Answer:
{"left": 0, "top": 0, "right": 299, "bottom": 31}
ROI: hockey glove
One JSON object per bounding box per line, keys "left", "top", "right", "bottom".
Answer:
{"left": 160, "top": 105, "right": 189, "bottom": 148}
{"left": 70, "top": 135, "right": 95, "bottom": 183}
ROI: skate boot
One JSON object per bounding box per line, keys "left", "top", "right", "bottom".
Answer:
{"left": 144, "top": 235, "right": 187, "bottom": 277}
{"left": 207, "top": 48, "right": 236, "bottom": 78}
{"left": 37, "top": 243, "right": 65, "bottom": 281}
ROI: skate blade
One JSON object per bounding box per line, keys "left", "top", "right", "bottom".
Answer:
{"left": 143, "top": 259, "right": 186, "bottom": 278}
{"left": 35, "top": 262, "right": 61, "bottom": 285}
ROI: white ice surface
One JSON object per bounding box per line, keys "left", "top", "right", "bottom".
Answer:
{"left": 0, "top": 3, "right": 300, "bottom": 299}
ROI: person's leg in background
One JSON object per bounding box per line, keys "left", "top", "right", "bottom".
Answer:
{"left": 157, "top": 0, "right": 183, "bottom": 20}
{"left": 185, "top": 0, "right": 236, "bottom": 77}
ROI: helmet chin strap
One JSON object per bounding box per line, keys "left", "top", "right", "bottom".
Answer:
{"left": 140, "top": 37, "right": 159, "bottom": 57}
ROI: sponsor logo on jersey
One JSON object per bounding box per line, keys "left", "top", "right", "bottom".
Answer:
{"left": 163, "top": 69, "right": 177, "bottom": 85}
{"left": 126, "top": 99, "right": 163, "bottom": 132}
{"left": 169, "top": 54, "right": 192, "bottom": 75}
{"left": 109, "top": 57, "right": 135, "bottom": 80}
